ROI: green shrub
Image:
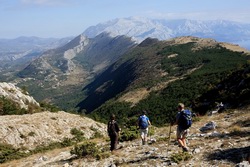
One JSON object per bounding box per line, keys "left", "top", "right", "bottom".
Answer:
{"left": 40, "top": 101, "right": 60, "bottom": 112}
{"left": 90, "top": 126, "right": 104, "bottom": 139}
{"left": 60, "top": 137, "right": 74, "bottom": 147}
{"left": 70, "top": 142, "right": 109, "bottom": 159}
{"left": 0, "top": 136, "right": 82, "bottom": 163}
{"left": 119, "top": 126, "right": 138, "bottom": 142}
{"left": 0, "top": 96, "right": 28, "bottom": 115}
{"left": 0, "top": 143, "right": 29, "bottom": 163}
{"left": 70, "top": 128, "right": 85, "bottom": 142}
{"left": 170, "top": 152, "right": 193, "bottom": 164}
{"left": 91, "top": 131, "right": 103, "bottom": 139}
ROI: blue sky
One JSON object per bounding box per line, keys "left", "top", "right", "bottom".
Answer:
{"left": 1, "top": 0, "right": 250, "bottom": 39}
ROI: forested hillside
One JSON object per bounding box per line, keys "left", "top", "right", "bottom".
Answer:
{"left": 82, "top": 37, "right": 250, "bottom": 126}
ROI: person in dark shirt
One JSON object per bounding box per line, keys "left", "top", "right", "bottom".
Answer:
{"left": 107, "top": 114, "right": 120, "bottom": 151}
{"left": 174, "top": 103, "right": 189, "bottom": 152}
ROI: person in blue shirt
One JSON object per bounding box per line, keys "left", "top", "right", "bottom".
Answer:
{"left": 138, "top": 110, "right": 151, "bottom": 145}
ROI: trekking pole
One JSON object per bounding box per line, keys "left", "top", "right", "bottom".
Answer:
{"left": 168, "top": 122, "right": 172, "bottom": 147}
{"left": 148, "top": 126, "right": 151, "bottom": 141}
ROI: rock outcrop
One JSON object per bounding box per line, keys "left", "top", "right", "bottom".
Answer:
{"left": 0, "top": 111, "right": 107, "bottom": 149}
{"left": 0, "top": 82, "right": 39, "bottom": 110}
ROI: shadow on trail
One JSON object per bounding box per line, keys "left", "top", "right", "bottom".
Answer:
{"left": 207, "top": 146, "right": 250, "bottom": 163}
{"left": 117, "top": 155, "right": 168, "bottom": 166}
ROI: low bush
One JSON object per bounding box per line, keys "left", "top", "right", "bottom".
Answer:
{"left": 70, "top": 141, "right": 110, "bottom": 160}
{"left": 170, "top": 152, "right": 193, "bottom": 164}
{"left": 0, "top": 143, "right": 30, "bottom": 163}
{"left": 70, "top": 128, "right": 85, "bottom": 142}
{"left": 119, "top": 126, "right": 138, "bottom": 142}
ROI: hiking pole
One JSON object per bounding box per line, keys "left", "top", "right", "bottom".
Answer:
{"left": 168, "top": 122, "right": 172, "bottom": 148}
{"left": 148, "top": 126, "right": 151, "bottom": 142}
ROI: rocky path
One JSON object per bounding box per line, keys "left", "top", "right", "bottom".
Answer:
{"left": 1, "top": 109, "right": 250, "bottom": 167}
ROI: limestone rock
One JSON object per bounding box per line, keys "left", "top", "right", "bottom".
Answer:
{"left": 0, "top": 82, "right": 39, "bottom": 110}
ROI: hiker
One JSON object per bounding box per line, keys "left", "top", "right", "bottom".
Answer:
{"left": 173, "top": 103, "right": 192, "bottom": 152}
{"left": 138, "top": 110, "right": 151, "bottom": 145}
{"left": 107, "top": 114, "right": 120, "bottom": 151}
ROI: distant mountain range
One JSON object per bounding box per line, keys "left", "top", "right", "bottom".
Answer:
{"left": 83, "top": 17, "right": 250, "bottom": 49}
{"left": 1, "top": 17, "right": 250, "bottom": 70}
{"left": 0, "top": 36, "right": 73, "bottom": 52}
{"left": 0, "top": 36, "right": 74, "bottom": 72}
{"left": 1, "top": 17, "right": 250, "bottom": 112}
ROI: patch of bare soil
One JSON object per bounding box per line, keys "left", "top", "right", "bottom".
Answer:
{"left": 219, "top": 43, "right": 250, "bottom": 54}
{"left": 118, "top": 78, "right": 179, "bottom": 106}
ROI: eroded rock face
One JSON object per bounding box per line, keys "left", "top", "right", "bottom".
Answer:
{"left": 0, "top": 82, "right": 40, "bottom": 110}
{"left": 0, "top": 111, "right": 107, "bottom": 149}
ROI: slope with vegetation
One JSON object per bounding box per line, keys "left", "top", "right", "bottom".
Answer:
{"left": 12, "top": 33, "right": 136, "bottom": 110}
{"left": 79, "top": 36, "right": 250, "bottom": 127}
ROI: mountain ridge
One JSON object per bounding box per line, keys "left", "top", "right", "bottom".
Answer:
{"left": 81, "top": 36, "right": 250, "bottom": 127}
{"left": 82, "top": 17, "right": 250, "bottom": 49}
{"left": 15, "top": 33, "right": 136, "bottom": 109}
{"left": 1, "top": 16, "right": 250, "bottom": 113}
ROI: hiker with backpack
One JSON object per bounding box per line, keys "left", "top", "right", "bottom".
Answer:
{"left": 172, "top": 103, "right": 192, "bottom": 152}
{"left": 107, "top": 114, "right": 120, "bottom": 151}
{"left": 138, "top": 110, "right": 151, "bottom": 145}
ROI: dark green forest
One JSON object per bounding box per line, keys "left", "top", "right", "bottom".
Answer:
{"left": 89, "top": 43, "right": 250, "bottom": 127}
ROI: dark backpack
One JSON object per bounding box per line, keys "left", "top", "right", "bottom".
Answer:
{"left": 178, "top": 110, "right": 192, "bottom": 130}
{"left": 108, "top": 120, "right": 118, "bottom": 136}
{"left": 139, "top": 115, "right": 149, "bottom": 129}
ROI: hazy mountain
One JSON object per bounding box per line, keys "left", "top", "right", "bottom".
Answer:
{"left": 83, "top": 17, "right": 250, "bottom": 49}
{"left": 16, "top": 33, "right": 136, "bottom": 109}
{"left": 18, "top": 33, "right": 135, "bottom": 79}
{"left": 0, "top": 36, "right": 74, "bottom": 72}
{"left": 0, "top": 36, "right": 73, "bottom": 52}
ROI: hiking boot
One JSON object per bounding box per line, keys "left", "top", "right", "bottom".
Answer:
{"left": 182, "top": 146, "right": 188, "bottom": 152}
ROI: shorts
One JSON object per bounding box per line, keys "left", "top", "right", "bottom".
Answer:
{"left": 177, "top": 126, "right": 188, "bottom": 139}
{"left": 140, "top": 128, "right": 148, "bottom": 137}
